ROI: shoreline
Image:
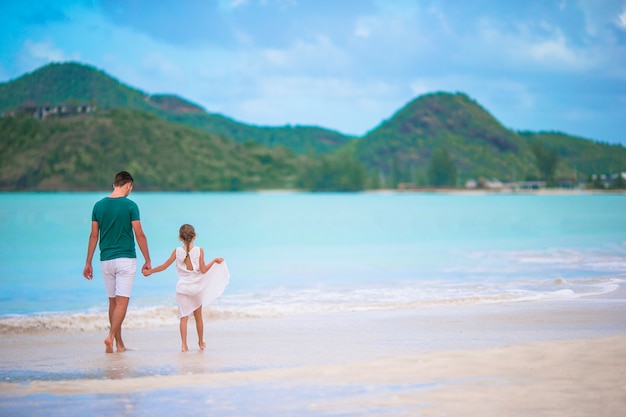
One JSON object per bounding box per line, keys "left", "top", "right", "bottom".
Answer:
{"left": 2, "top": 188, "right": 625, "bottom": 195}
{"left": 2, "top": 295, "right": 626, "bottom": 416}
{"left": 368, "top": 187, "right": 626, "bottom": 195}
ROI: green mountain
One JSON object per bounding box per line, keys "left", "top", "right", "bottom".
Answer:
{"left": 357, "top": 92, "right": 626, "bottom": 186}
{"left": 0, "top": 108, "right": 302, "bottom": 191}
{"left": 0, "top": 62, "right": 353, "bottom": 155}
{"left": 0, "top": 62, "right": 152, "bottom": 112}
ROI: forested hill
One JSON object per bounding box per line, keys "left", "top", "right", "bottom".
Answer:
{"left": 0, "top": 108, "right": 303, "bottom": 191}
{"left": 0, "top": 62, "right": 151, "bottom": 112}
{"left": 0, "top": 62, "right": 353, "bottom": 155}
{"left": 357, "top": 92, "right": 626, "bottom": 184}
{"left": 1, "top": 62, "right": 625, "bottom": 191}
{"left": 358, "top": 92, "right": 535, "bottom": 182}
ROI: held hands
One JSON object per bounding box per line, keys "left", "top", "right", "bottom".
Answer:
{"left": 140, "top": 258, "right": 222, "bottom": 277}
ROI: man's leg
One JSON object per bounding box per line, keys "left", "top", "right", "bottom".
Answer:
{"left": 107, "top": 297, "right": 116, "bottom": 353}
{"left": 102, "top": 258, "right": 135, "bottom": 353}
{"left": 105, "top": 295, "right": 129, "bottom": 353}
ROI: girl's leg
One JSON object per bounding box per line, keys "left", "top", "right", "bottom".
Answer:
{"left": 180, "top": 316, "right": 189, "bottom": 352}
{"left": 193, "top": 305, "right": 206, "bottom": 350}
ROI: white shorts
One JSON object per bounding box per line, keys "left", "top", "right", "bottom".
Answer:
{"left": 101, "top": 258, "right": 136, "bottom": 298}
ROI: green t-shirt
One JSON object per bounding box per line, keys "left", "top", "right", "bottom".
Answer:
{"left": 92, "top": 197, "right": 140, "bottom": 261}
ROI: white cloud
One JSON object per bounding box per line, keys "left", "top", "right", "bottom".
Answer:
{"left": 262, "top": 48, "right": 290, "bottom": 67}
{"left": 228, "top": 0, "right": 296, "bottom": 9}
{"left": 258, "top": 35, "right": 350, "bottom": 74}
{"left": 24, "top": 39, "right": 74, "bottom": 62}
{"left": 578, "top": 0, "right": 626, "bottom": 38}
{"left": 218, "top": 0, "right": 248, "bottom": 10}
{"left": 427, "top": 5, "right": 452, "bottom": 35}
{"left": 214, "top": 74, "right": 397, "bottom": 133}
{"left": 258, "top": 76, "right": 389, "bottom": 99}
{"left": 409, "top": 79, "right": 432, "bottom": 97}
{"left": 527, "top": 32, "right": 578, "bottom": 65}
{"left": 351, "top": 3, "right": 426, "bottom": 46}
{"left": 354, "top": 19, "right": 372, "bottom": 39}
{"left": 373, "top": 0, "right": 419, "bottom": 19}
{"left": 474, "top": 19, "right": 591, "bottom": 72}
{"left": 618, "top": 10, "right": 626, "bottom": 29}
{"left": 141, "top": 52, "right": 183, "bottom": 77}
{"left": 274, "top": 0, "right": 297, "bottom": 9}
{"left": 15, "top": 38, "right": 82, "bottom": 74}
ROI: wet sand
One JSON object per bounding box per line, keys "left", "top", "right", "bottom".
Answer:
{"left": 1, "top": 296, "right": 626, "bottom": 416}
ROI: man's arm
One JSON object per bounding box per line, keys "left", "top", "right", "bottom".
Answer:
{"left": 83, "top": 221, "right": 99, "bottom": 280}
{"left": 132, "top": 220, "right": 151, "bottom": 272}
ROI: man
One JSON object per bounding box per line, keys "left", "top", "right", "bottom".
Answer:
{"left": 83, "top": 171, "right": 151, "bottom": 353}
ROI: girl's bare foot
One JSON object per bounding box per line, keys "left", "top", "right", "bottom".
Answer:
{"left": 199, "top": 341, "right": 206, "bottom": 351}
{"left": 104, "top": 337, "right": 114, "bottom": 354}
{"left": 181, "top": 345, "right": 189, "bottom": 352}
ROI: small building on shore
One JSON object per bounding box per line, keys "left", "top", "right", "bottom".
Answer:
{"left": 12, "top": 102, "right": 96, "bottom": 120}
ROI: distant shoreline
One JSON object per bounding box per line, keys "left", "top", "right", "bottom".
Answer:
{"left": 374, "top": 187, "right": 626, "bottom": 195}
{"left": 1, "top": 188, "right": 625, "bottom": 194}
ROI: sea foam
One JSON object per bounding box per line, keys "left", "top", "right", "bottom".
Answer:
{"left": 1, "top": 276, "right": 622, "bottom": 334}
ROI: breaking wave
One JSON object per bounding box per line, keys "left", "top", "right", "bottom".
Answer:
{"left": 1, "top": 275, "right": 622, "bottom": 334}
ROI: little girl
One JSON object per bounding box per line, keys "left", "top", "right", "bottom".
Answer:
{"left": 143, "top": 224, "right": 229, "bottom": 352}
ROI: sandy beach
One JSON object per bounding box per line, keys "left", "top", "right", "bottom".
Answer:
{"left": 2, "top": 294, "right": 626, "bottom": 416}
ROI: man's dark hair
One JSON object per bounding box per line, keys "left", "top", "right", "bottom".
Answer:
{"left": 114, "top": 171, "right": 134, "bottom": 187}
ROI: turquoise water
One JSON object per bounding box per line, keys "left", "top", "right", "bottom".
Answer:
{"left": 0, "top": 192, "right": 625, "bottom": 325}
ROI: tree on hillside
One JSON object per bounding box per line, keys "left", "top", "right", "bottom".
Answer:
{"left": 368, "top": 168, "right": 382, "bottom": 189}
{"left": 530, "top": 141, "right": 559, "bottom": 185}
{"left": 395, "top": 156, "right": 416, "bottom": 188}
{"left": 427, "top": 147, "right": 457, "bottom": 187}
{"left": 296, "top": 151, "right": 366, "bottom": 191}
{"left": 607, "top": 172, "right": 626, "bottom": 189}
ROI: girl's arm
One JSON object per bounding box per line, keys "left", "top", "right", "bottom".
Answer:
{"left": 198, "top": 247, "right": 224, "bottom": 274}
{"left": 143, "top": 250, "right": 176, "bottom": 276}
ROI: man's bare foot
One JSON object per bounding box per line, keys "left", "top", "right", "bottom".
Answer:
{"left": 115, "top": 337, "right": 125, "bottom": 352}
{"left": 181, "top": 345, "right": 188, "bottom": 352}
{"left": 104, "top": 337, "right": 114, "bottom": 354}
{"left": 199, "top": 341, "right": 206, "bottom": 351}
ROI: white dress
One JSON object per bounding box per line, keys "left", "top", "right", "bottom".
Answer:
{"left": 175, "top": 246, "right": 230, "bottom": 317}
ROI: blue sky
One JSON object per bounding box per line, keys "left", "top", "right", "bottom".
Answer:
{"left": 1, "top": 0, "right": 625, "bottom": 145}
